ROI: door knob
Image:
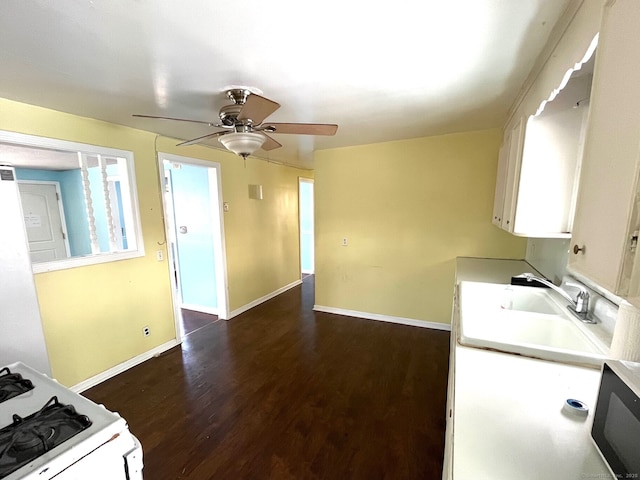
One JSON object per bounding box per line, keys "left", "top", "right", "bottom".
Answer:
{"left": 573, "top": 244, "right": 585, "bottom": 255}
{"left": 179, "top": 226, "right": 188, "bottom": 234}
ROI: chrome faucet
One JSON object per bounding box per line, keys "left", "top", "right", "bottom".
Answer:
{"left": 520, "top": 273, "right": 596, "bottom": 324}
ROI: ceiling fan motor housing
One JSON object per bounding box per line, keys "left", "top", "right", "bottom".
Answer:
{"left": 219, "top": 104, "right": 243, "bottom": 126}
{"left": 220, "top": 88, "right": 260, "bottom": 126}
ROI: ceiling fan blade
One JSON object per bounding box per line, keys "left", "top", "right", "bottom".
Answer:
{"left": 133, "top": 114, "right": 218, "bottom": 126}
{"left": 261, "top": 134, "right": 282, "bottom": 151}
{"left": 262, "top": 123, "right": 338, "bottom": 136}
{"left": 176, "top": 131, "right": 226, "bottom": 147}
{"left": 237, "top": 94, "right": 280, "bottom": 124}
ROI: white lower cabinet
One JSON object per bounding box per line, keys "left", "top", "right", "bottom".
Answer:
{"left": 441, "top": 286, "right": 458, "bottom": 480}
{"left": 568, "top": 0, "right": 640, "bottom": 306}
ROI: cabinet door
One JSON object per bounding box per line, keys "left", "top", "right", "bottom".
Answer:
{"left": 569, "top": 0, "right": 640, "bottom": 295}
{"left": 513, "top": 77, "right": 591, "bottom": 237}
{"left": 492, "top": 137, "right": 510, "bottom": 227}
{"left": 501, "top": 117, "right": 526, "bottom": 233}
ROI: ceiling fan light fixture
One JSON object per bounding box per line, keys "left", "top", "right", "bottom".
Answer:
{"left": 218, "top": 132, "right": 266, "bottom": 158}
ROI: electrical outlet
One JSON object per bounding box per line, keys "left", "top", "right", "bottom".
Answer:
{"left": 223, "top": 202, "right": 230, "bottom": 212}
{"left": 342, "top": 237, "right": 348, "bottom": 246}
{"left": 156, "top": 250, "right": 164, "bottom": 261}
{"left": 143, "top": 326, "right": 150, "bottom": 337}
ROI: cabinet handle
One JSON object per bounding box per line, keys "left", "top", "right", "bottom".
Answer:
{"left": 573, "top": 244, "right": 585, "bottom": 255}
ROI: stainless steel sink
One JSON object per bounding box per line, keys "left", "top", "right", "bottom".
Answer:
{"left": 457, "top": 281, "right": 609, "bottom": 366}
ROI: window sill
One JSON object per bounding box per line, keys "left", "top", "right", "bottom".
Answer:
{"left": 32, "top": 249, "right": 146, "bottom": 274}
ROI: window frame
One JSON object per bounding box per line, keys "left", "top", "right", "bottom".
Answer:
{"left": 0, "top": 130, "right": 145, "bottom": 273}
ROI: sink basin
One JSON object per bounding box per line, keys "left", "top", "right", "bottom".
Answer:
{"left": 458, "top": 281, "right": 608, "bottom": 366}
{"left": 506, "top": 287, "right": 566, "bottom": 315}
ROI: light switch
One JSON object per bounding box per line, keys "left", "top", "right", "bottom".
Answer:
{"left": 223, "top": 202, "right": 230, "bottom": 212}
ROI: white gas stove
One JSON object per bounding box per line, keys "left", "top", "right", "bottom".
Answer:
{"left": 0, "top": 362, "right": 143, "bottom": 479}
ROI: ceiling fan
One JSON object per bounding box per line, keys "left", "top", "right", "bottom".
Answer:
{"left": 133, "top": 88, "right": 338, "bottom": 159}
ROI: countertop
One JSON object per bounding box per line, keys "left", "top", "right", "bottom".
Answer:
{"left": 446, "top": 257, "right": 610, "bottom": 479}
{"left": 452, "top": 346, "right": 610, "bottom": 479}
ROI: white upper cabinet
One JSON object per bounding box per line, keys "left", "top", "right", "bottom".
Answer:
{"left": 492, "top": 137, "right": 509, "bottom": 228}
{"left": 569, "top": 0, "right": 640, "bottom": 302}
{"left": 513, "top": 66, "right": 592, "bottom": 237}
{"left": 492, "top": 118, "right": 524, "bottom": 231}
{"left": 493, "top": 53, "right": 594, "bottom": 238}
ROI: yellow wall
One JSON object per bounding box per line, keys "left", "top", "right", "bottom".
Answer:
{"left": 314, "top": 128, "right": 527, "bottom": 324}
{"left": 1, "top": 98, "right": 306, "bottom": 386}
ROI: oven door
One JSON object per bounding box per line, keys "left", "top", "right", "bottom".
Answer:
{"left": 49, "top": 432, "right": 143, "bottom": 480}
{"left": 591, "top": 363, "right": 640, "bottom": 477}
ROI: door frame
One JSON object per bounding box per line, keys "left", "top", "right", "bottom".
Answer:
{"left": 157, "top": 153, "right": 230, "bottom": 343}
{"left": 18, "top": 180, "right": 72, "bottom": 259}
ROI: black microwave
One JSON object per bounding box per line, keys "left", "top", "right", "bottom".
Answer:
{"left": 591, "top": 361, "right": 640, "bottom": 477}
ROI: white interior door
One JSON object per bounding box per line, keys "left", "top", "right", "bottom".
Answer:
{"left": 18, "top": 182, "right": 69, "bottom": 263}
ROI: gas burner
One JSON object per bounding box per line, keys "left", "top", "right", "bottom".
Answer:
{"left": 0, "top": 367, "right": 34, "bottom": 404}
{"left": 0, "top": 396, "right": 92, "bottom": 478}
{"left": 11, "top": 425, "right": 55, "bottom": 453}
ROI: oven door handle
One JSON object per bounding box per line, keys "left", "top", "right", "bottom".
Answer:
{"left": 123, "top": 435, "right": 144, "bottom": 479}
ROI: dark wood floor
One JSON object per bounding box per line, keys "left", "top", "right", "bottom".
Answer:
{"left": 84, "top": 276, "right": 450, "bottom": 479}
{"left": 181, "top": 309, "right": 219, "bottom": 336}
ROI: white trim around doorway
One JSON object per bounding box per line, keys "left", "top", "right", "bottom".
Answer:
{"left": 156, "top": 152, "right": 230, "bottom": 344}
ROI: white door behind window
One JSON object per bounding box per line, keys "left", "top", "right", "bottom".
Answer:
{"left": 18, "top": 182, "right": 69, "bottom": 263}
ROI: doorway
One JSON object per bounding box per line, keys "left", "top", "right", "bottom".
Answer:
{"left": 158, "top": 153, "right": 229, "bottom": 340}
{"left": 299, "top": 178, "right": 314, "bottom": 277}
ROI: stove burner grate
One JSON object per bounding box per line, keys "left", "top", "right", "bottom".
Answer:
{"left": 0, "top": 396, "right": 92, "bottom": 479}
{"left": 11, "top": 425, "right": 55, "bottom": 453}
{"left": 0, "top": 368, "right": 34, "bottom": 404}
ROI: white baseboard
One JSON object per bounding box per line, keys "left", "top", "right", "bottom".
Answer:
{"left": 180, "top": 303, "right": 219, "bottom": 316}
{"left": 228, "top": 279, "right": 303, "bottom": 319}
{"left": 71, "top": 339, "right": 179, "bottom": 393}
{"left": 313, "top": 305, "right": 451, "bottom": 331}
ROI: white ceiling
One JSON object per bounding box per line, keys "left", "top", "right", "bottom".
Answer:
{"left": 0, "top": 0, "right": 571, "bottom": 169}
